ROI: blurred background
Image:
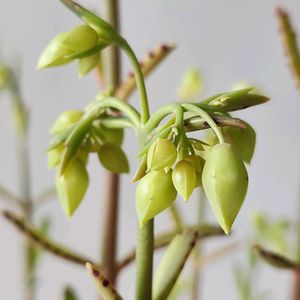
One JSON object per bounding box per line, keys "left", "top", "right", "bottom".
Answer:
{"left": 0, "top": 0, "right": 300, "bottom": 299}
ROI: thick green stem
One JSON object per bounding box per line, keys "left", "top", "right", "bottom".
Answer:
{"left": 135, "top": 219, "right": 154, "bottom": 300}
{"left": 101, "top": 0, "right": 121, "bottom": 286}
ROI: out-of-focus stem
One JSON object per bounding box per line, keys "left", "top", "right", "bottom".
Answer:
{"left": 100, "top": 0, "right": 121, "bottom": 285}
{"left": 191, "top": 189, "right": 205, "bottom": 300}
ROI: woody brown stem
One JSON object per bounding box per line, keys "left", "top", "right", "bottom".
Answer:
{"left": 100, "top": 0, "right": 121, "bottom": 285}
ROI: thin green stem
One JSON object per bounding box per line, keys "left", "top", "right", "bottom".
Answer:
{"left": 135, "top": 219, "right": 154, "bottom": 300}
{"left": 181, "top": 103, "right": 224, "bottom": 143}
{"left": 121, "top": 42, "right": 150, "bottom": 123}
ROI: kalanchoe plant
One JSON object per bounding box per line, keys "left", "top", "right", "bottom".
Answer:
{"left": 37, "top": 0, "right": 268, "bottom": 298}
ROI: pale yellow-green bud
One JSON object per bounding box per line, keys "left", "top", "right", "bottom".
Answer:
{"left": 56, "top": 157, "right": 89, "bottom": 217}
{"left": 37, "top": 33, "right": 73, "bottom": 69}
{"left": 136, "top": 169, "right": 177, "bottom": 226}
{"left": 62, "top": 25, "right": 98, "bottom": 53}
{"left": 172, "top": 160, "right": 196, "bottom": 202}
{"left": 147, "top": 138, "right": 177, "bottom": 171}
{"left": 51, "top": 110, "right": 83, "bottom": 134}
{"left": 185, "top": 154, "right": 204, "bottom": 187}
{"left": 202, "top": 143, "right": 248, "bottom": 234}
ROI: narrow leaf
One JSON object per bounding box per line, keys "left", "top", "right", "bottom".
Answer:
{"left": 86, "top": 263, "right": 123, "bottom": 300}
{"left": 276, "top": 7, "right": 300, "bottom": 92}
{"left": 253, "top": 244, "right": 298, "bottom": 269}
{"left": 153, "top": 229, "right": 198, "bottom": 300}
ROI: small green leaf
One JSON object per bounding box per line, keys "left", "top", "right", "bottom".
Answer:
{"left": 56, "top": 157, "right": 89, "bottom": 217}
{"left": 136, "top": 170, "right": 177, "bottom": 226}
{"left": 131, "top": 155, "right": 147, "bottom": 182}
{"left": 48, "top": 144, "right": 64, "bottom": 169}
{"left": 97, "top": 143, "right": 129, "bottom": 173}
{"left": 202, "top": 143, "right": 248, "bottom": 234}
{"left": 153, "top": 229, "right": 198, "bottom": 300}
{"left": 78, "top": 52, "right": 100, "bottom": 77}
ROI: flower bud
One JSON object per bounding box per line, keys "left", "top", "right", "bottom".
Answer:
{"left": 185, "top": 154, "right": 204, "bottom": 187}
{"left": 131, "top": 155, "right": 147, "bottom": 182}
{"left": 78, "top": 53, "right": 100, "bottom": 77}
{"left": 147, "top": 138, "right": 177, "bottom": 171}
{"left": 62, "top": 25, "right": 98, "bottom": 53}
{"left": 56, "top": 157, "right": 89, "bottom": 217}
{"left": 172, "top": 160, "right": 196, "bottom": 202}
{"left": 202, "top": 143, "right": 248, "bottom": 234}
{"left": 136, "top": 170, "right": 177, "bottom": 226}
{"left": 97, "top": 143, "right": 129, "bottom": 173}
{"left": 93, "top": 122, "right": 124, "bottom": 146}
{"left": 37, "top": 33, "right": 73, "bottom": 69}
{"left": 51, "top": 110, "right": 83, "bottom": 134}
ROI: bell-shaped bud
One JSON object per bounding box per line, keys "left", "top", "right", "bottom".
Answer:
{"left": 62, "top": 25, "right": 98, "bottom": 53}
{"left": 147, "top": 138, "right": 177, "bottom": 171}
{"left": 136, "top": 170, "right": 177, "bottom": 226}
{"left": 56, "top": 157, "right": 89, "bottom": 217}
{"left": 51, "top": 110, "right": 83, "bottom": 134}
{"left": 202, "top": 143, "right": 248, "bottom": 234}
{"left": 37, "top": 33, "right": 73, "bottom": 69}
{"left": 223, "top": 123, "right": 256, "bottom": 164}
{"left": 78, "top": 53, "right": 100, "bottom": 77}
{"left": 172, "top": 160, "right": 196, "bottom": 202}
{"left": 48, "top": 144, "right": 64, "bottom": 169}
{"left": 185, "top": 154, "right": 204, "bottom": 187}
{"left": 97, "top": 143, "right": 129, "bottom": 173}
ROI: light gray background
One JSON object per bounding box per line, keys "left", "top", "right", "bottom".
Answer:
{"left": 0, "top": 0, "right": 299, "bottom": 299}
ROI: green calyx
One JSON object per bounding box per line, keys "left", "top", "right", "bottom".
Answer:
{"left": 202, "top": 143, "right": 248, "bottom": 234}
{"left": 51, "top": 110, "right": 83, "bottom": 134}
{"left": 136, "top": 169, "right": 177, "bottom": 226}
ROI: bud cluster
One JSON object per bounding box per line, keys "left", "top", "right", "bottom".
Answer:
{"left": 48, "top": 108, "right": 128, "bottom": 217}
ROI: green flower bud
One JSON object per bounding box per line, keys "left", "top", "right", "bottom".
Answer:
{"left": 185, "top": 154, "right": 205, "bottom": 187}
{"left": 147, "top": 138, "right": 177, "bottom": 171}
{"left": 51, "top": 110, "right": 83, "bottom": 134}
{"left": 202, "top": 143, "right": 248, "bottom": 234}
{"left": 62, "top": 25, "right": 98, "bottom": 53}
{"left": 48, "top": 144, "right": 64, "bottom": 169}
{"left": 37, "top": 33, "right": 73, "bottom": 69}
{"left": 78, "top": 52, "right": 100, "bottom": 77}
{"left": 97, "top": 143, "right": 129, "bottom": 173}
{"left": 136, "top": 170, "right": 177, "bottom": 226}
{"left": 204, "top": 123, "right": 256, "bottom": 164}
{"left": 56, "top": 157, "right": 89, "bottom": 217}
{"left": 172, "top": 160, "right": 196, "bottom": 202}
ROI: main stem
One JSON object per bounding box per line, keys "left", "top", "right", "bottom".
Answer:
{"left": 100, "top": 0, "right": 121, "bottom": 285}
